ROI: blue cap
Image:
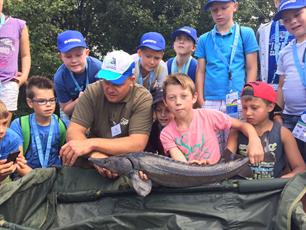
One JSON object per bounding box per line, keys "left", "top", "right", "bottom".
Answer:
{"left": 274, "top": 0, "right": 306, "bottom": 21}
{"left": 204, "top": 0, "right": 237, "bottom": 11}
{"left": 171, "top": 26, "right": 198, "bottom": 44}
{"left": 97, "top": 50, "right": 135, "bottom": 85}
{"left": 137, "top": 32, "right": 166, "bottom": 51}
{"left": 57, "top": 30, "right": 88, "bottom": 53}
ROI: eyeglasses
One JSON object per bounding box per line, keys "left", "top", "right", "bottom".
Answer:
{"left": 32, "top": 98, "right": 57, "bottom": 105}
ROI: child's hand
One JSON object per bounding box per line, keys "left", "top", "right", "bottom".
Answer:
{"left": 247, "top": 137, "right": 264, "bottom": 164}
{"left": 0, "top": 159, "right": 17, "bottom": 177}
{"left": 138, "top": 170, "right": 149, "bottom": 181}
{"left": 15, "top": 155, "right": 32, "bottom": 176}
{"left": 189, "top": 159, "right": 211, "bottom": 165}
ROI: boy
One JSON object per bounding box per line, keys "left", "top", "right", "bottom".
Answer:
{"left": 160, "top": 73, "right": 264, "bottom": 165}
{"left": 54, "top": 30, "right": 102, "bottom": 118}
{"left": 167, "top": 26, "right": 198, "bottom": 82}
{"left": 145, "top": 87, "right": 173, "bottom": 155}
{"left": 226, "top": 82, "right": 306, "bottom": 179}
{"left": 274, "top": 0, "right": 306, "bottom": 162}
{"left": 195, "top": 0, "right": 259, "bottom": 112}
{"left": 10, "top": 76, "right": 66, "bottom": 174}
{"left": 134, "top": 32, "right": 168, "bottom": 91}
{"left": 0, "top": 100, "right": 24, "bottom": 182}
{"left": 257, "top": 0, "right": 294, "bottom": 90}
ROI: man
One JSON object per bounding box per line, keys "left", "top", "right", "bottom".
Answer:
{"left": 60, "top": 50, "right": 153, "bottom": 177}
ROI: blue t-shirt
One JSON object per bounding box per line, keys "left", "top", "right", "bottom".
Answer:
{"left": 195, "top": 24, "right": 259, "bottom": 100}
{"left": 166, "top": 57, "right": 197, "bottom": 82}
{"left": 10, "top": 114, "right": 62, "bottom": 169}
{"left": 0, "top": 128, "right": 21, "bottom": 160}
{"left": 54, "top": 56, "right": 102, "bottom": 103}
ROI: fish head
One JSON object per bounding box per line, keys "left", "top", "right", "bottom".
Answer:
{"left": 89, "top": 156, "right": 133, "bottom": 175}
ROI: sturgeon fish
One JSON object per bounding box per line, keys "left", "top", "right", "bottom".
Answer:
{"left": 89, "top": 152, "right": 249, "bottom": 197}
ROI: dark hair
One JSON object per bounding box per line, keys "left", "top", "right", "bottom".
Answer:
{"left": 0, "top": 100, "right": 9, "bottom": 119}
{"left": 26, "top": 76, "right": 54, "bottom": 99}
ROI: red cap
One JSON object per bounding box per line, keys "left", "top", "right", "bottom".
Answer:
{"left": 241, "top": 81, "right": 276, "bottom": 103}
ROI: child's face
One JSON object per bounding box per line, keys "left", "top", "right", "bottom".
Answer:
{"left": 282, "top": 8, "right": 306, "bottom": 41}
{"left": 164, "top": 84, "right": 197, "bottom": 119}
{"left": 0, "top": 117, "right": 9, "bottom": 140}
{"left": 155, "top": 102, "right": 173, "bottom": 127}
{"left": 60, "top": 47, "right": 89, "bottom": 74}
{"left": 173, "top": 34, "right": 195, "bottom": 56}
{"left": 137, "top": 48, "right": 164, "bottom": 73}
{"left": 27, "top": 87, "right": 56, "bottom": 119}
{"left": 210, "top": 2, "right": 237, "bottom": 27}
{"left": 242, "top": 97, "right": 274, "bottom": 126}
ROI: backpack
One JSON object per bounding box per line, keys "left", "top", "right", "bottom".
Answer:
{"left": 19, "top": 114, "right": 66, "bottom": 155}
{"left": 166, "top": 57, "right": 197, "bottom": 82}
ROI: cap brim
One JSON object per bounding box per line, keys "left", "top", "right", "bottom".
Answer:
{"left": 96, "top": 69, "right": 131, "bottom": 86}
{"left": 171, "top": 30, "right": 196, "bottom": 43}
{"left": 274, "top": 5, "right": 305, "bottom": 21}
{"left": 137, "top": 44, "right": 164, "bottom": 51}
{"left": 59, "top": 44, "right": 88, "bottom": 53}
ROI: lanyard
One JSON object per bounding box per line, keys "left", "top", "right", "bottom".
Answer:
{"left": 31, "top": 114, "right": 55, "bottom": 168}
{"left": 211, "top": 23, "right": 240, "bottom": 82}
{"left": 137, "top": 59, "right": 155, "bottom": 90}
{"left": 0, "top": 14, "right": 5, "bottom": 30}
{"left": 69, "top": 61, "right": 89, "bottom": 93}
{"left": 171, "top": 56, "right": 192, "bottom": 75}
{"left": 274, "top": 21, "right": 290, "bottom": 62}
{"left": 292, "top": 41, "right": 306, "bottom": 88}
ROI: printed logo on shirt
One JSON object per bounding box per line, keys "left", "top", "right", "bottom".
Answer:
{"left": 175, "top": 133, "right": 210, "bottom": 161}
{"left": 0, "top": 38, "right": 14, "bottom": 67}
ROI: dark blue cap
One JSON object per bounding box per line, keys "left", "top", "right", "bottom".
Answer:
{"left": 204, "top": 0, "right": 237, "bottom": 11}
{"left": 274, "top": 0, "right": 306, "bottom": 21}
{"left": 171, "top": 26, "right": 198, "bottom": 44}
{"left": 137, "top": 32, "right": 166, "bottom": 51}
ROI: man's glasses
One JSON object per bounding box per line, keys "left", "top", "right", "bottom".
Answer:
{"left": 32, "top": 98, "right": 57, "bottom": 106}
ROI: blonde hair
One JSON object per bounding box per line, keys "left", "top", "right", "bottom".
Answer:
{"left": 0, "top": 100, "right": 9, "bottom": 119}
{"left": 162, "top": 73, "right": 196, "bottom": 98}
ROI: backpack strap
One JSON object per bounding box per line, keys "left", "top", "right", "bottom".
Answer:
{"left": 239, "top": 26, "right": 246, "bottom": 59}
{"left": 166, "top": 58, "right": 173, "bottom": 75}
{"left": 187, "top": 57, "right": 197, "bottom": 82}
{"left": 56, "top": 114, "right": 67, "bottom": 147}
{"left": 19, "top": 115, "right": 31, "bottom": 155}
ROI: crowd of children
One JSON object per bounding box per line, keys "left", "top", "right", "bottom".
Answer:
{"left": 0, "top": 0, "right": 305, "bottom": 184}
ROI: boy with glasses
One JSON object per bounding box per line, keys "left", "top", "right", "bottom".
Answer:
{"left": 10, "top": 76, "right": 65, "bottom": 174}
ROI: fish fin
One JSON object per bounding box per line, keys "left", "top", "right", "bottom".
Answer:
{"left": 130, "top": 171, "right": 152, "bottom": 197}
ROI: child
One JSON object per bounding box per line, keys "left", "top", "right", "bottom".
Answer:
{"left": 274, "top": 0, "right": 306, "bottom": 162}
{"left": 134, "top": 32, "right": 168, "bottom": 91}
{"left": 10, "top": 76, "right": 66, "bottom": 174}
{"left": 160, "top": 73, "right": 264, "bottom": 165}
{"left": 0, "top": 100, "right": 24, "bottom": 183}
{"left": 227, "top": 82, "right": 306, "bottom": 179}
{"left": 54, "top": 30, "right": 102, "bottom": 119}
{"left": 0, "top": 1, "right": 31, "bottom": 123}
{"left": 167, "top": 26, "right": 198, "bottom": 82}
{"left": 195, "top": 0, "right": 259, "bottom": 112}
{"left": 145, "top": 87, "right": 173, "bottom": 155}
{"left": 257, "top": 0, "right": 294, "bottom": 90}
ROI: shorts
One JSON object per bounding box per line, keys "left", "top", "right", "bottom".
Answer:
{"left": 0, "top": 80, "right": 19, "bottom": 111}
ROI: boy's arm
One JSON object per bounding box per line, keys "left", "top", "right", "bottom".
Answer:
{"left": 168, "top": 147, "right": 188, "bottom": 163}
{"left": 60, "top": 122, "right": 149, "bottom": 166}
{"left": 245, "top": 52, "right": 258, "bottom": 82}
{"left": 195, "top": 58, "right": 206, "bottom": 107}
{"left": 0, "top": 160, "right": 16, "bottom": 182}
{"left": 229, "top": 118, "right": 264, "bottom": 164}
{"left": 60, "top": 91, "right": 83, "bottom": 117}
{"left": 17, "top": 26, "right": 31, "bottom": 86}
{"left": 226, "top": 128, "right": 239, "bottom": 154}
{"left": 281, "top": 127, "right": 306, "bottom": 178}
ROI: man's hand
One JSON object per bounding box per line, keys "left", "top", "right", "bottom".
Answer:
{"left": 91, "top": 152, "right": 119, "bottom": 179}
{"left": 60, "top": 139, "right": 92, "bottom": 166}
{"left": 247, "top": 137, "right": 264, "bottom": 164}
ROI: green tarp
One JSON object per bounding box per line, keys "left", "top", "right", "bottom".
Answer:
{"left": 0, "top": 167, "right": 305, "bottom": 229}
